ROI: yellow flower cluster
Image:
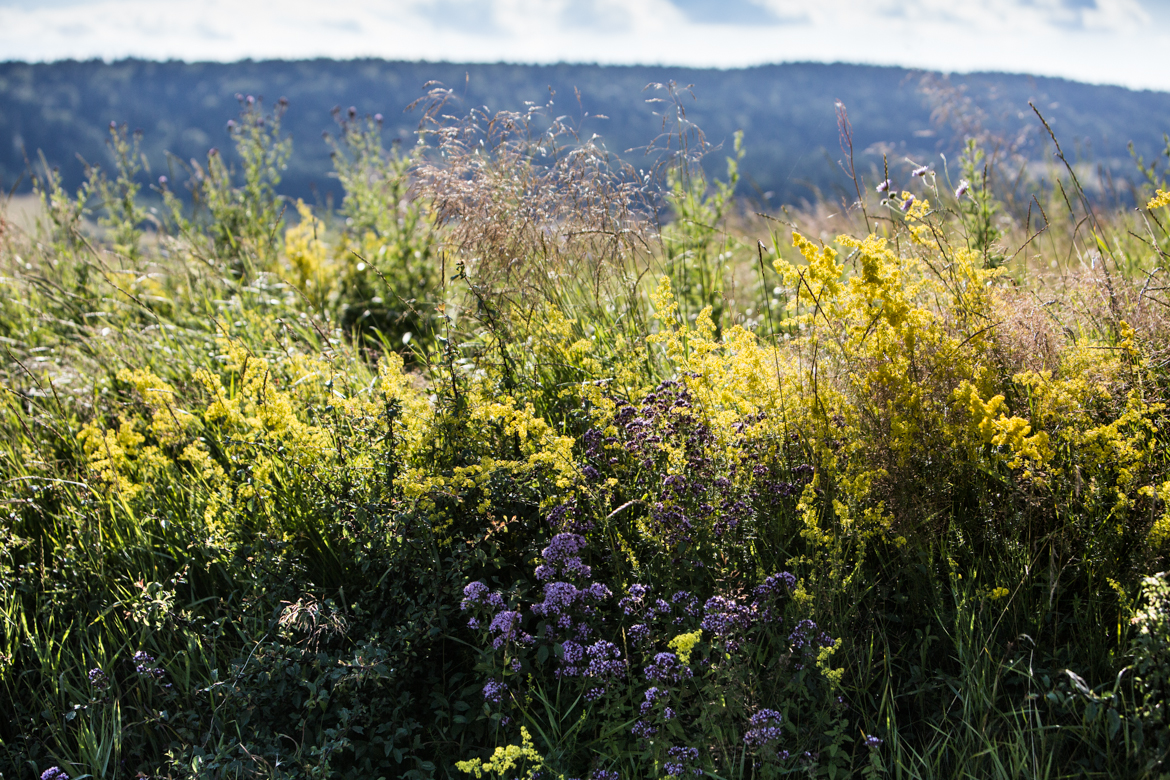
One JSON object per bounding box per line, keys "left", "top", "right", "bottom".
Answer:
{"left": 1147, "top": 189, "right": 1170, "bottom": 210}
{"left": 455, "top": 727, "right": 544, "bottom": 780}
{"left": 668, "top": 629, "right": 703, "bottom": 664}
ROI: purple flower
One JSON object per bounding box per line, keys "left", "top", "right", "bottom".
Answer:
{"left": 955, "top": 179, "right": 971, "bottom": 199}
{"left": 157, "top": 175, "right": 168, "bottom": 185}
{"left": 865, "top": 734, "right": 883, "bottom": 749}
{"left": 665, "top": 746, "right": 702, "bottom": 776}
{"left": 585, "top": 686, "right": 607, "bottom": 701}
{"left": 701, "top": 596, "right": 754, "bottom": 636}
{"left": 755, "top": 572, "right": 796, "bottom": 596}
{"left": 374, "top": 113, "right": 384, "bottom": 123}
{"left": 532, "top": 582, "right": 581, "bottom": 625}
{"left": 912, "top": 165, "right": 930, "bottom": 177}
{"left": 88, "top": 667, "right": 108, "bottom": 688}
{"left": 744, "top": 709, "right": 785, "bottom": 748}
{"left": 876, "top": 179, "right": 892, "bottom": 193}
{"left": 488, "top": 611, "right": 523, "bottom": 649}
{"left": 467, "top": 617, "right": 480, "bottom": 630}
{"left": 632, "top": 719, "right": 658, "bottom": 739}
{"left": 483, "top": 678, "right": 508, "bottom": 704}
{"left": 640, "top": 686, "right": 668, "bottom": 715}
{"left": 628, "top": 624, "right": 650, "bottom": 644}
{"left": 585, "top": 640, "right": 625, "bottom": 679}
{"left": 40, "top": 768, "right": 68, "bottom": 780}
{"left": 620, "top": 584, "right": 650, "bottom": 615}
{"left": 644, "top": 652, "right": 691, "bottom": 684}
{"left": 462, "top": 581, "right": 489, "bottom": 609}
{"left": 671, "top": 591, "right": 699, "bottom": 617}
{"left": 900, "top": 193, "right": 915, "bottom": 212}
{"left": 540, "top": 533, "right": 591, "bottom": 579}
{"left": 591, "top": 771, "right": 619, "bottom": 780}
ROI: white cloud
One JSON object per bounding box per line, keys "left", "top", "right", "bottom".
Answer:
{"left": 0, "top": 0, "right": 1166, "bottom": 91}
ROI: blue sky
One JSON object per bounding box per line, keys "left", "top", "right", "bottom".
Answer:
{"left": 1, "top": 0, "right": 1168, "bottom": 91}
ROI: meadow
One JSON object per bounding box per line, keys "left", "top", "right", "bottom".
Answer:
{"left": 2, "top": 85, "right": 1170, "bottom": 780}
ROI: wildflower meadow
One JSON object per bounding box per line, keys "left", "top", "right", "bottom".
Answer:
{"left": 2, "top": 85, "right": 1170, "bottom": 779}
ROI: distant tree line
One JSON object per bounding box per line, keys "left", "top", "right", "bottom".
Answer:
{"left": 1, "top": 58, "right": 1168, "bottom": 207}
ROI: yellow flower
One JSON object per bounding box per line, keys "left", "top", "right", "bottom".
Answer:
{"left": 1147, "top": 189, "right": 1170, "bottom": 210}
{"left": 668, "top": 629, "right": 703, "bottom": 664}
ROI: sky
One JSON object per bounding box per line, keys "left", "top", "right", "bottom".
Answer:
{"left": 1, "top": 0, "right": 1169, "bottom": 92}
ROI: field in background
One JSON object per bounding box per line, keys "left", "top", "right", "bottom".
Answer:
{"left": 2, "top": 84, "right": 1170, "bottom": 779}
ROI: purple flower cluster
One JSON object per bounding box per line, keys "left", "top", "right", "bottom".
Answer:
{"left": 644, "top": 652, "right": 692, "bottom": 684}
{"left": 640, "top": 685, "right": 668, "bottom": 715}
{"left": 462, "top": 581, "right": 505, "bottom": 612}
{"left": 865, "top": 734, "right": 883, "bottom": 749}
{"left": 700, "top": 596, "right": 754, "bottom": 637}
{"left": 40, "top": 768, "right": 69, "bottom": 780}
{"left": 620, "top": 584, "right": 650, "bottom": 615}
{"left": 788, "top": 619, "right": 834, "bottom": 651}
{"left": 88, "top": 667, "right": 108, "bottom": 689}
{"left": 531, "top": 580, "right": 611, "bottom": 632}
{"left": 540, "top": 533, "right": 592, "bottom": 580}
{"left": 743, "top": 709, "right": 784, "bottom": 748}
{"left": 133, "top": 650, "right": 168, "bottom": 685}
{"left": 547, "top": 498, "right": 593, "bottom": 534}
{"left": 558, "top": 639, "right": 626, "bottom": 684}
{"left": 483, "top": 678, "right": 508, "bottom": 704}
{"left": 664, "top": 745, "right": 702, "bottom": 776}
{"left": 488, "top": 610, "right": 529, "bottom": 649}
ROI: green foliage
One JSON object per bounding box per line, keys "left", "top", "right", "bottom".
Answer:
{"left": 3, "top": 91, "right": 1170, "bottom": 780}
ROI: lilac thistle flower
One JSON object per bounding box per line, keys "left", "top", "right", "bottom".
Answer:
{"left": 754, "top": 572, "right": 796, "bottom": 598}
{"left": 488, "top": 610, "right": 523, "bottom": 649}
{"left": 912, "top": 165, "right": 930, "bottom": 177}
{"left": 644, "top": 652, "right": 692, "bottom": 683}
{"left": 585, "top": 640, "right": 625, "bottom": 679}
{"left": 875, "top": 179, "right": 892, "bottom": 193}
{"left": 374, "top": 113, "right": 384, "bottom": 123}
{"left": 585, "top": 686, "right": 607, "bottom": 701}
{"left": 955, "top": 179, "right": 971, "bottom": 199}
{"left": 461, "top": 581, "right": 489, "bottom": 609}
{"left": 701, "top": 596, "right": 754, "bottom": 636}
{"left": 620, "top": 584, "right": 650, "bottom": 615}
{"left": 900, "top": 194, "right": 915, "bottom": 212}
{"left": 483, "top": 678, "right": 508, "bottom": 704}
{"left": 664, "top": 746, "right": 702, "bottom": 776}
{"left": 541, "top": 533, "right": 591, "bottom": 579}
{"left": 631, "top": 719, "right": 658, "bottom": 739}
{"left": 640, "top": 686, "right": 668, "bottom": 715}
{"left": 41, "top": 768, "right": 69, "bottom": 780}
{"left": 628, "top": 623, "right": 650, "bottom": 644}
{"left": 743, "top": 709, "right": 784, "bottom": 748}
{"left": 158, "top": 175, "right": 168, "bottom": 186}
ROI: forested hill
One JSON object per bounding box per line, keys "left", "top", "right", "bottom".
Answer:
{"left": 2, "top": 58, "right": 1169, "bottom": 206}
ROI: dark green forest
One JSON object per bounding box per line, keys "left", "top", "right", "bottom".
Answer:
{"left": 3, "top": 58, "right": 1170, "bottom": 206}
